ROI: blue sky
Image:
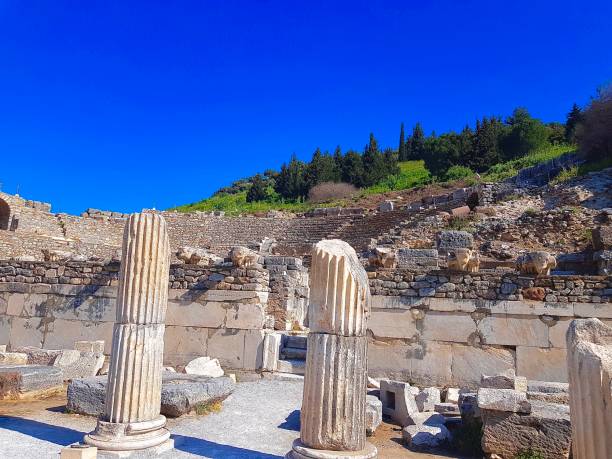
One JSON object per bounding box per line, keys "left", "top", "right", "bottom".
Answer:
{"left": 1, "top": 1, "right": 611, "bottom": 215}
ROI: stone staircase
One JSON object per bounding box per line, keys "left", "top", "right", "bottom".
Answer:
{"left": 276, "top": 334, "right": 307, "bottom": 376}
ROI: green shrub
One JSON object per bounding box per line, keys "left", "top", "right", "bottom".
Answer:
{"left": 444, "top": 165, "right": 475, "bottom": 182}
{"left": 550, "top": 166, "right": 579, "bottom": 185}
{"left": 447, "top": 216, "right": 476, "bottom": 232}
{"left": 523, "top": 208, "right": 538, "bottom": 217}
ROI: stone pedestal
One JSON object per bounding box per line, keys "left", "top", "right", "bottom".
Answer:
{"left": 85, "top": 213, "right": 172, "bottom": 455}
{"left": 288, "top": 240, "right": 376, "bottom": 459}
{"left": 566, "top": 318, "right": 612, "bottom": 459}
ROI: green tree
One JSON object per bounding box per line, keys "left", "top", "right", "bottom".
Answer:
{"left": 546, "top": 122, "right": 565, "bottom": 145}
{"left": 246, "top": 174, "right": 268, "bottom": 202}
{"left": 407, "top": 122, "right": 425, "bottom": 160}
{"left": 398, "top": 122, "right": 407, "bottom": 160}
{"left": 499, "top": 108, "right": 549, "bottom": 160}
{"left": 565, "top": 103, "right": 582, "bottom": 143}
{"left": 341, "top": 150, "right": 365, "bottom": 187}
{"left": 305, "top": 148, "right": 340, "bottom": 188}
{"left": 473, "top": 117, "right": 504, "bottom": 171}
{"left": 577, "top": 84, "right": 612, "bottom": 161}
{"left": 274, "top": 154, "right": 308, "bottom": 200}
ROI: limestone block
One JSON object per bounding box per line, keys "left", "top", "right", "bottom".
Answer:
{"left": 206, "top": 328, "right": 246, "bottom": 369}
{"left": 184, "top": 356, "right": 224, "bottom": 377}
{"left": 6, "top": 293, "right": 25, "bottom": 316}
{"left": 243, "top": 329, "right": 265, "bottom": 370}
{"left": 573, "top": 301, "right": 612, "bottom": 319}
{"left": 434, "top": 402, "right": 460, "bottom": 416}
{"left": 60, "top": 445, "right": 98, "bottom": 459}
{"left": 262, "top": 332, "right": 281, "bottom": 371}
{"left": 365, "top": 395, "right": 382, "bottom": 436}
{"left": 176, "top": 246, "right": 223, "bottom": 266}
{"left": 225, "top": 302, "right": 266, "bottom": 330}
{"left": 481, "top": 401, "right": 571, "bottom": 459}
{"left": 74, "top": 341, "right": 105, "bottom": 353}
{"left": 421, "top": 312, "right": 476, "bottom": 343}
{"left": 548, "top": 318, "right": 571, "bottom": 348}
{"left": 436, "top": 230, "right": 473, "bottom": 250}
{"left": 477, "top": 388, "right": 531, "bottom": 413}
{"left": 163, "top": 325, "right": 209, "bottom": 367}
{"left": 516, "top": 251, "right": 557, "bottom": 276}
{"left": 566, "top": 318, "right": 612, "bottom": 459}
{"left": 478, "top": 316, "right": 549, "bottom": 347}
{"left": 516, "top": 347, "right": 567, "bottom": 383}
{"left": 445, "top": 388, "right": 460, "bottom": 404}
{"left": 368, "top": 308, "right": 417, "bottom": 339}
{"left": 396, "top": 248, "right": 439, "bottom": 269}
{"left": 43, "top": 320, "right": 113, "bottom": 354}
{"left": 0, "top": 345, "right": 6, "bottom": 352}
{"left": 165, "top": 300, "right": 226, "bottom": 328}
{"left": 367, "top": 340, "right": 411, "bottom": 381}
{"left": 308, "top": 240, "right": 370, "bottom": 337}
{"left": 481, "top": 370, "right": 527, "bottom": 392}
{"left": 415, "top": 387, "right": 441, "bottom": 412}
{"left": 0, "top": 365, "right": 64, "bottom": 397}
{"left": 0, "top": 351, "right": 27, "bottom": 365}
{"left": 486, "top": 300, "right": 574, "bottom": 317}
{"left": 410, "top": 341, "right": 453, "bottom": 387}
{"left": 407, "top": 412, "right": 446, "bottom": 426}
{"left": 402, "top": 424, "right": 451, "bottom": 448}
{"left": 380, "top": 379, "right": 419, "bottom": 427}
{"left": 451, "top": 344, "right": 515, "bottom": 387}
{"left": 8, "top": 317, "right": 45, "bottom": 348}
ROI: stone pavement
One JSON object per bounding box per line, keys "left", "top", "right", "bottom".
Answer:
{"left": 0, "top": 379, "right": 467, "bottom": 458}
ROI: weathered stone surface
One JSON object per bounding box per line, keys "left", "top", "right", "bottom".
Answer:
{"left": 402, "top": 423, "right": 451, "bottom": 448}
{"left": 407, "top": 412, "right": 446, "bottom": 426}
{"left": 176, "top": 246, "right": 223, "bottom": 266}
{"left": 478, "top": 316, "right": 549, "bottom": 347}
{"left": 451, "top": 344, "right": 515, "bottom": 387}
{"left": 365, "top": 395, "right": 382, "bottom": 436}
{"left": 415, "top": 387, "right": 441, "bottom": 412}
{"left": 68, "top": 374, "right": 234, "bottom": 417}
{"left": 477, "top": 388, "right": 531, "bottom": 413}
{"left": 74, "top": 340, "right": 105, "bottom": 353}
{"left": 55, "top": 351, "right": 105, "bottom": 380}
{"left": 516, "top": 251, "right": 557, "bottom": 276}
{"left": 293, "top": 238, "right": 375, "bottom": 457}
{"left": 0, "top": 365, "right": 64, "bottom": 397}
{"left": 13, "top": 346, "right": 63, "bottom": 365}
{"left": 445, "top": 388, "right": 459, "bottom": 404}
{"left": 369, "top": 309, "right": 417, "bottom": 339}
{"left": 481, "top": 369, "right": 527, "bottom": 392}
{"left": 481, "top": 401, "right": 571, "bottom": 459}
{"left": 229, "top": 246, "right": 259, "bottom": 268}
{"left": 184, "top": 356, "right": 224, "bottom": 377}
{"left": 433, "top": 402, "right": 460, "bottom": 416}
{"left": 422, "top": 312, "right": 476, "bottom": 343}
{"left": 380, "top": 379, "right": 419, "bottom": 426}
{"left": 308, "top": 239, "right": 370, "bottom": 336}
{"left": 592, "top": 225, "right": 612, "bottom": 251}
{"left": 567, "top": 318, "right": 612, "bottom": 459}
{"left": 516, "top": 347, "right": 567, "bottom": 383}
{"left": 436, "top": 230, "right": 473, "bottom": 250}
{"left": 0, "top": 351, "right": 27, "bottom": 365}
{"left": 85, "top": 213, "right": 171, "bottom": 452}
{"left": 60, "top": 444, "right": 98, "bottom": 459}
{"left": 396, "top": 249, "right": 439, "bottom": 269}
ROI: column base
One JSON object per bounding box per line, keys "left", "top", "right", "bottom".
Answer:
{"left": 286, "top": 439, "right": 377, "bottom": 459}
{"left": 84, "top": 415, "right": 172, "bottom": 455}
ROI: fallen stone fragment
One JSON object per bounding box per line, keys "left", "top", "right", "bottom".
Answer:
{"left": 481, "top": 400, "right": 570, "bottom": 459}
{"left": 67, "top": 373, "right": 235, "bottom": 417}
{"left": 0, "top": 352, "right": 28, "bottom": 365}
{"left": 481, "top": 369, "right": 527, "bottom": 392}
{"left": 367, "top": 376, "right": 380, "bottom": 389}
{"left": 445, "top": 387, "right": 460, "bottom": 403}
{"left": 527, "top": 380, "right": 569, "bottom": 394}
{"left": 60, "top": 444, "right": 98, "bottom": 459}
{"left": 415, "top": 387, "right": 441, "bottom": 412}
{"left": 184, "top": 356, "right": 224, "bottom": 377}
{"left": 12, "top": 346, "right": 62, "bottom": 365}
{"left": 380, "top": 379, "right": 419, "bottom": 426}
{"left": 402, "top": 423, "right": 451, "bottom": 448}
{"left": 434, "top": 402, "right": 460, "bottom": 417}
{"left": 0, "top": 365, "right": 64, "bottom": 398}
{"left": 366, "top": 395, "right": 382, "bottom": 436}
{"left": 477, "top": 388, "right": 531, "bottom": 414}
{"left": 74, "top": 341, "right": 105, "bottom": 353}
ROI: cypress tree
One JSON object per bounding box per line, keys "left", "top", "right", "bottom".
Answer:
{"left": 565, "top": 103, "right": 582, "bottom": 143}
{"left": 399, "top": 122, "right": 406, "bottom": 160}
{"left": 246, "top": 174, "right": 267, "bottom": 202}
{"left": 408, "top": 122, "right": 425, "bottom": 160}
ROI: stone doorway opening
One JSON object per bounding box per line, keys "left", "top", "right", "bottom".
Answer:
{"left": 0, "top": 198, "right": 10, "bottom": 230}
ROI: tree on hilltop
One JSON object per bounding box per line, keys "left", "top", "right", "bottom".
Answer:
{"left": 398, "top": 122, "right": 407, "bottom": 160}
{"left": 565, "top": 103, "right": 583, "bottom": 143}
{"left": 246, "top": 174, "right": 268, "bottom": 202}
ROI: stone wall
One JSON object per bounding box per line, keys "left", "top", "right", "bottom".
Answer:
{"left": 367, "top": 268, "right": 612, "bottom": 387}
{"left": 264, "top": 256, "right": 309, "bottom": 330}
{"left": 0, "top": 260, "right": 270, "bottom": 371}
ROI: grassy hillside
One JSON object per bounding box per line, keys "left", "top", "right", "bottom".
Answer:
{"left": 172, "top": 144, "right": 580, "bottom": 215}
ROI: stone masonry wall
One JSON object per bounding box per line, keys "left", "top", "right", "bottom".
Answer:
{"left": 367, "top": 267, "right": 612, "bottom": 387}
{"left": 0, "top": 260, "right": 270, "bottom": 371}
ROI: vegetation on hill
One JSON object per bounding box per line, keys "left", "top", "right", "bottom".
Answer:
{"left": 173, "top": 83, "right": 611, "bottom": 214}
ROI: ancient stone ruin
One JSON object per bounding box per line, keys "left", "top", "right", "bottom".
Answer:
{"left": 288, "top": 239, "right": 376, "bottom": 459}
{"left": 84, "top": 213, "right": 173, "bottom": 453}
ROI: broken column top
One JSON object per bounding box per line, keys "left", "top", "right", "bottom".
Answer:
{"left": 309, "top": 239, "right": 371, "bottom": 336}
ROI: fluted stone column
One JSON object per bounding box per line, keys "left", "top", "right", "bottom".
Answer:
{"left": 288, "top": 239, "right": 377, "bottom": 459}
{"left": 566, "top": 318, "right": 612, "bottom": 459}
{"left": 85, "top": 213, "right": 172, "bottom": 454}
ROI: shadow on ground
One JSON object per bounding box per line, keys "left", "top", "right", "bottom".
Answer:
{"left": 173, "top": 434, "right": 284, "bottom": 458}
{"left": 0, "top": 416, "right": 84, "bottom": 446}
{"left": 278, "top": 409, "right": 300, "bottom": 431}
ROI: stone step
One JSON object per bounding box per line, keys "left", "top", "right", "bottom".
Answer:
{"left": 280, "top": 347, "right": 307, "bottom": 360}
{"left": 276, "top": 359, "right": 305, "bottom": 375}
{"left": 285, "top": 335, "right": 307, "bottom": 349}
